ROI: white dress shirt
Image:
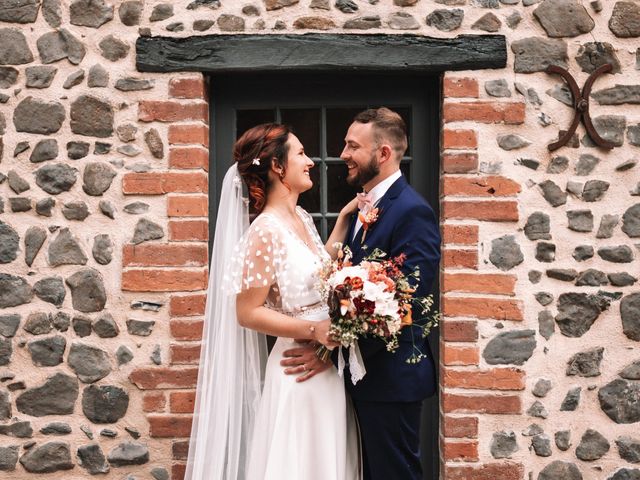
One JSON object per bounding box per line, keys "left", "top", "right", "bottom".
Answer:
{"left": 352, "top": 170, "right": 403, "bottom": 240}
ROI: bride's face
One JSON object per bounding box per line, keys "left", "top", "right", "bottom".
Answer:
{"left": 283, "top": 133, "right": 314, "bottom": 193}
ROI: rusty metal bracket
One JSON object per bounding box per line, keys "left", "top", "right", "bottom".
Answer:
{"left": 545, "top": 63, "right": 615, "bottom": 151}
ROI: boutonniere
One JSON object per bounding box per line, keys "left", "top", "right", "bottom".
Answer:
{"left": 358, "top": 207, "right": 380, "bottom": 244}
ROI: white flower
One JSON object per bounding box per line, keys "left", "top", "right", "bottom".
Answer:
{"left": 329, "top": 265, "right": 368, "bottom": 288}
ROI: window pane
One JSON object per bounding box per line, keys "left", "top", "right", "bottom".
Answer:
{"left": 313, "top": 216, "right": 324, "bottom": 241}
{"left": 236, "top": 109, "right": 275, "bottom": 139}
{"left": 281, "top": 109, "right": 320, "bottom": 158}
{"left": 326, "top": 216, "right": 337, "bottom": 242}
{"left": 326, "top": 107, "right": 364, "bottom": 157}
{"left": 298, "top": 163, "right": 321, "bottom": 213}
{"left": 327, "top": 163, "right": 360, "bottom": 212}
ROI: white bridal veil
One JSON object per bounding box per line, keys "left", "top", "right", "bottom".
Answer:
{"left": 184, "top": 164, "right": 268, "bottom": 480}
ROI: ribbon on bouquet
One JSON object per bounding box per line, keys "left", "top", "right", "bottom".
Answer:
{"left": 336, "top": 343, "right": 366, "bottom": 385}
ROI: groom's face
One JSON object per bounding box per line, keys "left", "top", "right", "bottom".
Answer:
{"left": 341, "top": 122, "right": 380, "bottom": 188}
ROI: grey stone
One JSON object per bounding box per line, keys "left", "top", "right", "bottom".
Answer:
{"left": 388, "top": 12, "right": 420, "bottom": 29}
{"left": 0, "top": 445, "right": 19, "bottom": 471}
{"left": 88, "top": 64, "right": 108, "bottom": 88}
{"left": 533, "top": 378, "right": 552, "bottom": 397}
{"left": 524, "top": 212, "right": 551, "bottom": 240}
{"left": 498, "top": 134, "right": 530, "bottom": 150}
{"left": 335, "top": 0, "right": 357, "bottom": 13}
{"left": 511, "top": 37, "right": 568, "bottom": 73}
{"left": 36, "top": 29, "right": 86, "bottom": 65}
{"left": 145, "top": 128, "right": 164, "bottom": 158}
{"left": 472, "top": 12, "right": 501, "bottom": 32}
{"left": 609, "top": 1, "right": 640, "bottom": 38}
{"left": 566, "top": 183, "right": 582, "bottom": 200}
{"left": 622, "top": 204, "right": 640, "bottom": 238}
{"left": 528, "top": 400, "right": 549, "bottom": 418}
{"left": 598, "top": 245, "right": 634, "bottom": 263}
{"left": 609, "top": 468, "right": 640, "bottom": 480}
{"left": 617, "top": 436, "right": 640, "bottom": 463}
{"left": 523, "top": 424, "right": 544, "bottom": 437}
{"left": 36, "top": 198, "right": 55, "bottom": 217}
{"left": 151, "top": 345, "right": 162, "bottom": 365}
{"left": 23, "top": 312, "right": 52, "bottom": 335}
{"left": 93, "top": 312, "right": 119, "bottom": 338}
{"left": 24, "top": 227, "right": 46, "bottom": 267}
{"left": 100, "top": 428, "right": 117, "bottom": 437}
{"left": 0, "top": 221, "right": 19, "bottom": 264}
{"left": 0, "top": 67, "right": 18, "bottom": 88}
{"left": 24, "top": 66, "right": 56, "bottom": 89}
{"left": 73, "top": 315, "right": 92, "bottom": 337}
{"left": 575, "top": 269, "right": 608, "bottom": 286}
{"left": 0, "top": 0, "right": 40, "bottom": 23}
{"left": 426, "top": 9, "right": 464, "bottom": 31}
{"left": 546, "top": 268, "right": 577, "bottom": 281}
{"left": 539, "top": 180, "right": 566, "bottom": 207}
{"left": 0, "top": 420, "right": 32, "bottom": 438}
{"left": 99, "top": 35, "right": 129, "bottom": 62}
{"left": 560, "top": 386, "right": 581, "bottom": 411}
{"left": 66, "top": 268, "right": 107, "bottom": 313}
{"left": 532, "top": 433, "right": 552, "bottom": 456}
{"left": 70, "top": 95, "right": 114, "bottom": 138}
{"left": 535, "top": 292, "right": 553, "bottom": 306}
{"left": 92, "top": 234, "right": 113, "bottom": 265}
{"left": 609, "top": 272, "right": 637, "bottom": 287}
{"left": 343, "top": 15, "right": 381, "bottom": 29}
{"left": 483, "top": 330, "right": 536, "bottom": 365}
{"left": 117, "top": 123, "right": 137, "bottom": 142}
{"left": 131, "top": 301, "right": 163, "bottom": 311}
{"left": 107, "top": 441, "right": 148, "bottom": 466}
{"left": 63, "top": 69, "right": 84, "bottom": 89}
{"left": 14, "top": 97, "right": 65, "bottom": 134}
{"left": 35, "top": 163, "right": 78, "bottom": 195}
{"left": 567, "top": 347, "right": 604, "bottom": 377}
{"left": 43, "top": 0, "right": 62, "bottom": 27}
{"left": 7, "top": 171, "right": 29, "bottom": 195}
{"left": 193, "top": 19, "right": 215, "bottom": 31}
{"left": 436, "top": 0, "right": 466, "bottom": 3}
{"left": 152, "top": 467, "right": 170, "bottom": 480}
{"left": 41, "top": 422, "right": 71, "bottom": 435}
{"left": 77, "top": 443, "right": 109, "bottom": 474}
{"left": 0, "top": 338, "right": 10, "bottom": 365}
{"left": 597, "top": 214, "right": 619, "bottom": 238}
{"left": 127, "top": 319, "right": 155, "bottom": 336}
{"left": 67, "top": 141, "right": 89, "bottom": 160}
{"left": 119, "top": 1, "right": 142, "bottom": 25}
{"left": 546, "top": 83, "right": 573, "bottom": 106}
{"left": 99, "top": 200, "right": 115, "bottom": 219}
{"left": 150, "top": 3, "right": 173, "bottom": 21}
{"left": 576, "top": 429, "right": 610, "bottom": 461}
{"left": 0, "top": 314, "right": 20, "bottom": 338}
{"left": 0, "top": 28, "right": 33, "bottom": 64}
{"left": 575, "top": 154, "right": 600, "bottom": 175}
{"left": 30, "top": 139, "right": 58, "bottom": 163}
{"left": 68, "top": 343, "right": 112, "bottom": 383}
{"left": 538, "top": 310, "right": 555, "bottom": 340}
{"left": 489, "top": 235, "right": 523, "bottom": 271}
{"left": 0, "top": 390, "right": 12, "bottom": 419}
{"left": 28, "top": 335, "right": 66, "bottom": 367}
{"left": 117, "top": 144, "right": 141, "bottom": 157}
{"left": 70, "top": 0, "right": 113, "bottom": 27}
{"left": 116, "top": 345, "right": 133, "bottom": 365}
{"left": 548, "top": 156, "right": 569, "bottom": 173}
{"left": 582, "top": 180, "right": 609, "bottom": 202}
{"left": 555, "top": 431, "right": 571, "bottom": 451}
{"left": 0, "top": 274, "right": 32, "bottom": 308}
{"left": 599, "top": 379, "right": 640, "bottom": 424}
{"left": 490, "top": 430, "right": 518, "bottom": 458}
{"left": 538, "top": 461, "right": 582, "bottom": 480}
{"left": 506, "top": 11, "right": 523, "bottom": 28}
{"left": 622, "top": 293, "right": 640, "bottom": 341}
{"left": 48, "top": 228, "right": 87, "bottom": 266}
{"left": 217, "top": 14, "right": 246, "bottom": 32}
{"left": 556, "top": 292, "right": 608, "bottom": 337}
{"left": 533, "top": 0, "right": 594, "bottom": 37}
{"left": 9, "top": 197, "right": 31, "bottom": 213}
{"left": 594, "top": 85, "right": 640, "bottom": 107}
{"left": 19, "top": 441, "right": 73, "bottom": 473}
{"left": 83, "top": 162, "right": 116, "bottom": 196}
{"left": 13, "top": 141, "right": 30, "bottom": 156}
{"left": 475, "top": 0, "right": 499, "bottom": 6}
{"left": 115, "top": 77, "right": 154, "bottom": 91}
{"left": 33, "top": 277, "right": 66, "bottom": 306}
{"left": 124, "top": 202, "right": 150, "bottom": 214}
{"left": 536, "top": 242, "right": 555, "bottom": 263}
{"left": 592, "top": 115, "right": 626, "bottom": 147}
{"left": 629, "top": 125, "right": 640, "bottom": 146}
{"left": 16, "top": 373, "right": 78, "bottom": 416}
{"left": 567, "top": 210, "right": 593, "bottom": 232}
{"left": 82, "top": 385, "right": 129, "bottom": 423}
{"left": 132, "top": 218, "right": 164, "bottom": 244}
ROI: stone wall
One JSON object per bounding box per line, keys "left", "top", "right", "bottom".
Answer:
{"left": 0, "top": 0, "right": 638, "bottom": 479}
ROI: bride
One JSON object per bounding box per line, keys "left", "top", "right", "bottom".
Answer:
{"left": 184, "top": 123, "right": 361, "bottom": 480}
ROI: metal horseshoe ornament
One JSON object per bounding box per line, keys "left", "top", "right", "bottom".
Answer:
{"left": 545, "top": 63, "right": 615, "bottom": 152}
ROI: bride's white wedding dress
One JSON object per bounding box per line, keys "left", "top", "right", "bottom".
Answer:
{"left": 234, "top": 207, "right": 360, "bottom": 480}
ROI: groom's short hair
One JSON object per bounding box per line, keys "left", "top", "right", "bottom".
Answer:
{"left": 353, "top": 107, "right": 408, "bottom": 160}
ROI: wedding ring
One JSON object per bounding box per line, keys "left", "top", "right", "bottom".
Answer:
{"left": 302, "top": 364, "right": 308, "bottom": 372}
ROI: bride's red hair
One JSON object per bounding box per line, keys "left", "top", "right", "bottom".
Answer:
{"left": 234, "top": 123, "right": 291, "bottom": 212}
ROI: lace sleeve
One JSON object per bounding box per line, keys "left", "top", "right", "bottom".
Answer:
{"left": 227, "top": 215, "right": 285, "bottom": 293}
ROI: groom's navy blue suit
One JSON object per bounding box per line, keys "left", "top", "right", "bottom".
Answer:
{"left": 337, "top": 175, "right": 440, "bottom": 480}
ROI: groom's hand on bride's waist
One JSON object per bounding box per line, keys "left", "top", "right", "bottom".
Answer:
{"left": 281, "top": 341, "right": 331, "bottom": 383}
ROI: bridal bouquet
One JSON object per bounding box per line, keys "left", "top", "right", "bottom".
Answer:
{"left": 316, "top": 245, "right": 439, "bottom": 366}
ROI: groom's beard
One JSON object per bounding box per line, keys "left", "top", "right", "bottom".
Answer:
{"left": 347, "top": 153, "right": 380, "bottom": 187}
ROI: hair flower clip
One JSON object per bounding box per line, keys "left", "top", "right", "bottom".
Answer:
{"left": 252, "top": 158, "right": 261, "bottom": 166}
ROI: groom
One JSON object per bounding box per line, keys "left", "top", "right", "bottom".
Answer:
{"left": 282, "top": 107, "right": 440, "bottom": 480}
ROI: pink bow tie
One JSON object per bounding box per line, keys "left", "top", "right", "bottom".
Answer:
{"left": 357, "top": 191, "right": 373, "bottom": 211}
